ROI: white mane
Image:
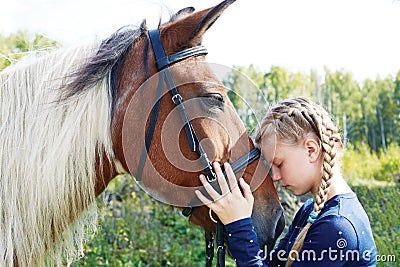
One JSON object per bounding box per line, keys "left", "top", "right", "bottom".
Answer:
{"left": 0, "top": 45, "right": 114, "bottom": 266}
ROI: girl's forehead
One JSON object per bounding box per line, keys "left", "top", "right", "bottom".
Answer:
{"left": 259, "top": 137, "right": 279, "bottom": 163}
{"left": 260, "top": 136, "right": 299, "bottom": 163}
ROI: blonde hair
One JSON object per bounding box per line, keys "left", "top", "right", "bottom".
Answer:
{"left": 255, "top": 97, "right": 342, "bottom": 267}
{"left": 0, "top": 45, "right": 114, "bottom": 266}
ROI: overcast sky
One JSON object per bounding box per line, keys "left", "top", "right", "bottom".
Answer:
{"left": 1, "top": 0, "right": 399, "bottom": 81}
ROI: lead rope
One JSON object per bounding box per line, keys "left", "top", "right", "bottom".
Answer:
{"left": 209, "top": 210, "right": 225, "bottom": 267}
{"left": 205, "top": 231, "right": 214, "bottom": 267}
{"left": 216, "top": 220, "right": 226, "bottom": 267}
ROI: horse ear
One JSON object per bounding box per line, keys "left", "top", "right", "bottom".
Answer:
{"left": 161, "top": 0, "right": 236, "bottom": 49}
{"left": 188, "top": 0, "right": 236, "bottom": 46}
{"left": 170, "top": 7, "right": 195, "bottom": 22}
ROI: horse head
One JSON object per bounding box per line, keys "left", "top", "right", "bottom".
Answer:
{"left": 102, "top": 0, "right": 285, "bottom": 253}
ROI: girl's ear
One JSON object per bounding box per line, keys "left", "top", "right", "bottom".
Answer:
{"left": 304, "top": 138, "right": 321, "bottom": 163}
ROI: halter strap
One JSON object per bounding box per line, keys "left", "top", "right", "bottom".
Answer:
{"left": 149, "top": 30, "right": 208, "bottom": 70}
{"left": 136, "top": 29, "right": 216, "bottom": 182}
{"left": 181, "top": 147, "right": 261, "bottom": 217}
{"left": 147, "top": 29, "right": 217, "bottom": 182}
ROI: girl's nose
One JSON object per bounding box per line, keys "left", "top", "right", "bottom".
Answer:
{"left": 271, "top": 165, "right": 281, "bottom": 182}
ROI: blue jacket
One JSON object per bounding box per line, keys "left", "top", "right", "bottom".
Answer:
{"left": 225, "top": 192, "right": 377, "bottom": 266}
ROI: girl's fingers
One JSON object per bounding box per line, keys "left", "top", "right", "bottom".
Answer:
{"left": 213, "top": 162, "right": 230, "bottom": 195}
{"left": 197, "top": 162, "right": 248, "bottom": 206}
{"left": 198, "top": 174, "right": 221, "bottom": 201}
{"left": 239, "top": 178, "right": 254, "bottom": 204}
{"left": 195, "top": 188, "right": 214, "bottom": 206}
{"left": 224, "top": 162, "right": 240, "bottom": 195}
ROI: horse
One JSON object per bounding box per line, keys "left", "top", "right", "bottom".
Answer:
{"left": 0, "top": 0, "right": 284, "bottom": 266}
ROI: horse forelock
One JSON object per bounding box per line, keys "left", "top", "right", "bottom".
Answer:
{"left": 62, "top": 22, "right": 147, "bottom": 103}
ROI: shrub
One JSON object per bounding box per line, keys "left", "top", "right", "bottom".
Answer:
{"left": 342, "top": 142, "right": 400, "bottom": 183}
{"left": 373, "top": 143, "right": 400, "bottom": 182}
{"left": 352, "top": 184, "right": 399, "bottom": 266}
{"left": 74, "top": 175, "right": 236, "bottom": 267}
{"left": 342, "top": 143, "right": 381, "bottom": 182}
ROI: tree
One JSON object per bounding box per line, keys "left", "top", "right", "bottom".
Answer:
{"left": 322, "top": 69, "right": 363, "bottom": 148}
{"left": 0, "top": 31, "right": 59, "bottom": 71}
{"left": 223, "top": 64, "right": 399, "bottom": 153}
{"left": 375, "top": 77, "right": 397, "bottom": 153}
{"left": 224, "top": 65, "right": 266, "bottom": 133}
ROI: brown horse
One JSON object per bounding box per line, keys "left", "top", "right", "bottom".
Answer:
{"left": 0, "top": 0, "right": 284, "bottom": 266}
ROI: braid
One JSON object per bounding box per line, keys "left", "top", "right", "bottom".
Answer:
{"left": 255, "top": 97, "right": 340, "bottom": 267}
{"left": 313, "top": 108, "right": 336, "bottom": 214}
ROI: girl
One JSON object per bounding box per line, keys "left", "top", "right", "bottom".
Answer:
{"left": 196, "top": 97, "right": 377, "bottom": 266}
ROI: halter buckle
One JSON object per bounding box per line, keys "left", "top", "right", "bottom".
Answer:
{"left": 206, "top": 174, "right": 216, "bottom": 183}
{"left": 171, "top": 93, "right": 182, "bottom": 105}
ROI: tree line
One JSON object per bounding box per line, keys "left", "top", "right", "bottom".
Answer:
{"left": 2, "top": 32, "right": 399, "bottom": 154}
{"left": 224, "top": 65, "right": 400, "bottom": 154}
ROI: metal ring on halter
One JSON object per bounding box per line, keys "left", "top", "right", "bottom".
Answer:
{"left": 209, "top": 208, "right": 218, "bottom": 224}
{"left": 171, "top": 93, "right": 182, "bottom": 104}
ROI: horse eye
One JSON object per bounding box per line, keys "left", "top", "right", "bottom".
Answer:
{"left": 203, "top": 93, "right": 224, "bottom": 109}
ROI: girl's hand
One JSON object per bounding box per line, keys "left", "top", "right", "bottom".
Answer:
{"left": 195, "top": 162, "right": 254, "bottom": 225}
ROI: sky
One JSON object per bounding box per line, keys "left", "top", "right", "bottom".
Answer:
{"left": 1, "top": 0, "right": 400, "bottom": 81}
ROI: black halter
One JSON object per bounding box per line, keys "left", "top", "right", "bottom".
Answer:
{"left": 137, "top": 28, "right": 261, "bottom": 267}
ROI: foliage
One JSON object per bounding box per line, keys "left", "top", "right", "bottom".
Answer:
{"left": 342, "top": 143, "right": 382, "bottom": 182}
{"left": 374, "top": 143, "right": 400, "bottom": 182}
{"left": 342, "top": 143, "right": 400, "bottom": 183}
{"left": 351, "top": 184, "right": 399, "bottom": 267}
{"left": 0, "top": 31, "right": 59, "bottom": 71}
{"left": 224, "top": 65, "right": 400, "bottom": 154}
{"left": 74, "top": 175, "right": 236, "bottom": 267}
{"left": 73, "top": 175, "right": 399, "bottom": 267}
